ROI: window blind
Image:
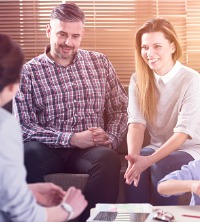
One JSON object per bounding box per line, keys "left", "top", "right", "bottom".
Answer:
{"left": 0, "top": 0, "right": 200, "bottom": 86}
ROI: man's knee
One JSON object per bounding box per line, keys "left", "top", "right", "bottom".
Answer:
{"left": 100, "top": 147, "right": 120, "bottom": 162}
{"left": 24, "top": 141, "right": 47, "bottom": 156}
{"left": 85, "top": 146, "right": 121, "bottom": 173}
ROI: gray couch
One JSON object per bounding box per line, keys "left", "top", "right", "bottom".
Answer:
{"left": 44, "top": 130, "right": 191, "bottom": 205}
{"left": 3, "top": 99, "right": 190, "bottom": 222}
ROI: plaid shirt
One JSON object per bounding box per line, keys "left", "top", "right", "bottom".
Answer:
{"left": 13, "top": 46, "right": 128, "bottom": 149}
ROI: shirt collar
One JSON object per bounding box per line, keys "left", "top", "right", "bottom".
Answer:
{"left": 44, "top": 45, "right": 79, "bottom": 66}
{"left": 154, "top": 61, "right": 182, "bottom": 84}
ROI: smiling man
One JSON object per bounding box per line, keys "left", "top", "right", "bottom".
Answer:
{"left": 13, "top": 3, "right": 128, "bottom": 222}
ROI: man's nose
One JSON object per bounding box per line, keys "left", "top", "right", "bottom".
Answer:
{"left": 65, "top": 37, "right": 72, "bottom": 46}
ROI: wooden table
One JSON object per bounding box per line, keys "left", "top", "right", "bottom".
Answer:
{"left": 153, "top": 205, "right": 200, "bottom": 222}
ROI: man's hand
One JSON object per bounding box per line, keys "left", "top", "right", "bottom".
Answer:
{"left": 70, "top": 130, "right": 95, "bottom": 149}
{"left": 62, "top": 186, "right": 88, "bottom": 220}
{"left": 89, "top": 127, "right": 112, "bottom": 148}
{"left": 28, "top": 183, "right": 66, "bottom": 207}
{"left": 70, "top": 128, "right": 112, "bottom": 149}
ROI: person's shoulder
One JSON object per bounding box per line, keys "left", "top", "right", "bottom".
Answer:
{"left": 0, "top": 108, "right": 18, "bottom": 126}
{"left": 78, "top": 49, "right": 107, "bottom": 60}
{"left": 0, "top": 108, "right": 12, "bottom": 122}
{"left": 130, "top": 72, "right": 137, "bottom": 82}
{"left": 23, "top": 53, "right": 46, "bottom": 68}
{"left": 179, "top": 62, "right": 200, "bottom": 77}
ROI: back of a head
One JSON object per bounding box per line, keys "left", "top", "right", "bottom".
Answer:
{"left": 0, "top": 34, "right": 24, "bottom": 92}
{"left": 51, "top": 3, "right": 85, "bottom": 24}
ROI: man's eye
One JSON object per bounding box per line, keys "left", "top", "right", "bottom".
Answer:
{"left": 58, "top": 33, "right": 65, "bottom": 37}
{"left": 141, "top": 46, "right": 148, "bottom": 50}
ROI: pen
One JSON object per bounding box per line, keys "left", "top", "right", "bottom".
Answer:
{"left": 182, "top": 214, "right": 200, "bottom": 219}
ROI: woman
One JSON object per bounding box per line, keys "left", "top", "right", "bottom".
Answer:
{"left": 158, "top": 159, "right": 200, "bottom": 205}
{"left": 124, "top": 17, "right": 200, "bottom": 205}
{"left": 0, "top": 33, "right": 87, "bottom": 221}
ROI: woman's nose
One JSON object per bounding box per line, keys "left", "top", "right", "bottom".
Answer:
{"left": 147, "top": 47, "right": 154, "bottom": 56}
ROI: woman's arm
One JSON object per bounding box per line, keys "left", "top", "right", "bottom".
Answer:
{"left": 127, "top": 123, "right": 145, "bottom": 155}
{"left": 125, "top": 132, "right": 188, "bottom": 186}
{"left": 124, "top": 123, "right": 145, "bottom": 185}
{"left": 158, "top": 180, "right": 194, "bottom": 195}
{"left": 158, "top": 179, "right": 200, "bottom": 197}
{"left": 149, "top": 132, "right": 188, "bottom": 163}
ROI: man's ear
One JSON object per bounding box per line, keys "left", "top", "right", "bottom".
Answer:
{"left": 82, "top": 28, "right": 85, "bottom": 37}
{"left": 7, "top": 83, "right": 16, "bottom": 92}
{"left": 46, "top": 24, "right": 51, "bottom": 38}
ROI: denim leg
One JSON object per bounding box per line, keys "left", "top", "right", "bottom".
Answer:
{"left": 125, "top": 148, "right": 155, "bottom": 203}
{"left": 151, "top": 151, "right": 194, "bottom": 205}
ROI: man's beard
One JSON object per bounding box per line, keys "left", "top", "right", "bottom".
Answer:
{"left": 55, "top": 45, "right": 75, "bottom": 60}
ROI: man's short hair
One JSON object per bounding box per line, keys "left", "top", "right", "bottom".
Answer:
{"left": 51, "top": 3, "right": 85, "bottom": 24}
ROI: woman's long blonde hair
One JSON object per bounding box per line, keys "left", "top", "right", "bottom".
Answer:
{"left": 135, "top": 18, "right": 182, "bottom": 124}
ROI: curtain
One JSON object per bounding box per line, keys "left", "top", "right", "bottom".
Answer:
{"left": 0, "top": 0, "right": 200, "bottom": 85}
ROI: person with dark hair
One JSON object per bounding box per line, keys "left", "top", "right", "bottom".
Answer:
{"left": 124, "top": 17, "right": 200, "bottom": 206}
{"left": 13, "top": 3, "right": 128, "bottom": 221}
{"left": 0, "top": 33, "right": 87, "bottom": 222}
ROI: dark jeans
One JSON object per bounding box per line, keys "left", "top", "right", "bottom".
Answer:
{"left": 125, "top": 148, "right": 193, "bottom": 205}
{"left": 24, "top": 141, "right": 121, "bottom": 222}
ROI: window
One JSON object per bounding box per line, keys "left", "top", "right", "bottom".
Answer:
{"left": 1, "top": 0, "right": 200, "bottom": 85}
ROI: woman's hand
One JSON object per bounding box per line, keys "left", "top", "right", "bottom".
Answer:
{"left": 191, "top": 181, "right": 200, "bottom": 196}
{"left": 124, "top": 154, "right": 152, "bottom": 186}
{"left": 28, "top": 183, "right": 66, "bottom": 207}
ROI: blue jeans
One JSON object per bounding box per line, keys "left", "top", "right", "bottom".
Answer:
{"left": 125, "top": 147, "right": 193, "bottom": 205}
{"left": 24, "top": 141, "right": 121, "bottom": 222}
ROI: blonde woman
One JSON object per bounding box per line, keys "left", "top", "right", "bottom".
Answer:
{"left": 125, "top": 18, "right": 200, "bottom": 205}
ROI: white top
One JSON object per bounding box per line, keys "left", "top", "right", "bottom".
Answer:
{"left": 0, "top": 108, "right": 46, "bottom": 222}
{"left": 128, "top": 61, "right": 200, "bottom": 159}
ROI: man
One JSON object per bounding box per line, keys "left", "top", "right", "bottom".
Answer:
{"left": 14, "top": 3, "right": 128, "bottom": 221}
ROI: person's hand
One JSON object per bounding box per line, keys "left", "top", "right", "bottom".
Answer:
{"left": 124, "top": 154, "right": 152, "bottom": 186}
{"left": 70, "top": 130, "right": 95, "bottom": 149}
{"left": 88, "top": 127, "right": 112, "bottom": 148}
{"left": 191, "top": 181, "right": 200, "bottom": 195}
{"left": 62, "top": 186, "right": 88, "bottom": 220}
{"left": 70, "top": 128, "right": 112, "bottom": 149}
{"left": 124, "top": 155, "right": 140, "bottom": 186}
{"left": 28, "top": 183, "right": 66, "bottom": 207}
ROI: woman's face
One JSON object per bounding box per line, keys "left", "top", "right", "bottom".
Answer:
{"left": 141, "top": 31, "right": 175, "bottom": 76}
